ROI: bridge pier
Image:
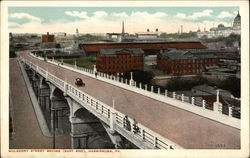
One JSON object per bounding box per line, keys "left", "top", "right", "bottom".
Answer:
{"left": 31, "top": 75, "right": 40, "bottom": 97}
{"left": 37, "top": 77, "right": 50, "bottom": 111}
{"left": 50, "top": 96, "right": 69, "bottom": 134}
{"left": 65, "top": 96, "right": 113, "bottom": 149}
{"left": 48, "top": 83, "right": 69, "bottom": 135}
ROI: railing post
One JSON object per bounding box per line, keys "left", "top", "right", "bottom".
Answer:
{"left": 181, "top": 94, "right": 184, "bottom": 102}
{"left": 96, "top": 102, "right": 98, "bottom": 110}
{"left": 228, "top": 106, "right": 233, "bottom": 117}
{"left": 45, "top": 71, "right": 48, "bottom": 80}
{"left": 125, "top": 79, "right": 127, "bottom": 84}
{"left": 151, "top": 86, "right": 154, "bottom": 92}
{"left": 154, "top": 137, "right": 158, "bottom": 148}
{"left": 142, "top": 130, "right": 145, "bottom": 140}
{"left": 145, "top": 84, "right": 147, "bottom": 91}
{"left": 173, "top": 92, "right": 176, "bottom": 99}
{"left": 134, "top": 81, "right": 136, "bottom": 87}
{"left": 165, "top": 90, "right": 168, "bottom": 97}
{"left": 139, "top": 83, "right": 142, "bottom": 89}
{"left": 64, "top": 83, "right": 68, "bottom": 95}
{"left": 158, "top": 88, "right": 160, "bottom": 95}
{"left": 110, "top": 99, "right": 116, "bottom": 133}
{"left": 191, "top": 97, "right": 195, "bottom": 105}
{"left": 202, "top": 100, "right": 206, "bottom": 109}
{"left": 121, "top": 78, "right": 123, "bottom": 83}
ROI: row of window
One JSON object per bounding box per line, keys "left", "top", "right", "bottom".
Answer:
{"left": 170, "top": 63, "right": 215, "bottom": 69}
{"left": 172, "top": 68, "right": 202, "bottom": 74}
{"left": 100, "top": 60, "right": 143, "bottom": 64}
{"left": 98, "top": 65, "right": 143, "bottom": 70}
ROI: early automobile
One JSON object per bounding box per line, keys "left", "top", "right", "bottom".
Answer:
{"left": 75, "top": 78, "right": 85, "bottom": 87}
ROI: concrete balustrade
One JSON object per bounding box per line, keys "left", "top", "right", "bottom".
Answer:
{"left": 23, "top": 57, "right": 183, "bottom": 149}
{"left": 27, "top": 53, "right": 240, "bottom": 130}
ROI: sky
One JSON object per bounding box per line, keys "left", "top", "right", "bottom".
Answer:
{"left": 8, "top": 7, "right": 239, "bottom": 34}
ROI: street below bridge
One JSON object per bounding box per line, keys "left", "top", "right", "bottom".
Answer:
{"left": 9, "top": 59, "right": 71, "bottom": 149}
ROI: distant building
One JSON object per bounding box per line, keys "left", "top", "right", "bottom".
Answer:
{"left": 106, "top": 21, "right": 128, "bottom": 42}
{"left": 55, "top": 34, "right": 75, "bottom": 45}
{"left": 79, "top": 41, "right": 207, "bottom": 55}
{"left": 96, "top": 48, "right": 144, "bottom": 75}
{"left": 135, "top": 28, "right": 162, "bottom": 39}
{"left": 54, "top": 32, "right": 67, "bottom": 37}
{"left": 42, "top": 32, "right": 55, "bottom": 42}
{"left": 197, "top": 11, "right": 241, "bottom": 38}
{"left": 156, "top": 49, "right": 219, "bottom": 75}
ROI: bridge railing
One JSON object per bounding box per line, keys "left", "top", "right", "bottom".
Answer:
{"left": 21, "top": 56, "right": 182, "bottom": 149}
{"left": 28, "top": 53, "right": 240, "bottom": 129}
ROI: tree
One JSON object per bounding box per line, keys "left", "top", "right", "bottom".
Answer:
{"left": 121, "top": 70, "right": 154, "bottom": 85}
{"left": 218, "top": 77, "right": 240, "bottom": 97}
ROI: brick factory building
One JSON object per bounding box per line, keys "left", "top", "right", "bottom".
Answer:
{"left": 42, "top": 32, "right": 55, "bottom": 43}
{"left": 156, "top": 49, "right": 219, "bottom": 76}
{"left": 96, "top": 48, "right": 144, "bottom": 75}
{"left": 79, "top": 41, "right": 207, "bottom": 55}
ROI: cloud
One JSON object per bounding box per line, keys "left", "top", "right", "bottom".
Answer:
{"left": 8, "top": 22, "right": 21, "bottom": 28}
{"left": 9, "top": 12, "right": 42, "bottom": 22}
{"left": 93, "top": 11, "right": 108, "bottom": 18}
{"left": 9, "top": 9, "right": 235, "bottom": 34}
{"left": 176, "top": 13, "right": 187, "bottom": 19}
{"left": 217, "top": 11, "right": 234, "bottom": 18}
{"left": 175, "top": 9, "right": 213, "bottom": 20}
{"left": 131, "top": 11, "right": 168, "bottom": 18}
{"left": 111, "top": 12, "right": 129, "bottom": 18}
{"left": 65, "top": 11, "right": 88, "bottom": 19}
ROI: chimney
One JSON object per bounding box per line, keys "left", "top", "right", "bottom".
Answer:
{"left": 156, "top": 28, "right": 158, "bottom": 32}
{"left": 181, "top": 25, "right": 183, "bottom": 34}
{"left": 47, "top": 32, "right": 49, "bottom": 35}
{"left": 147, "top": 29, "right": 150, "bottom": 32}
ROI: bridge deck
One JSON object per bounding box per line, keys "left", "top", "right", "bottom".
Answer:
{"left": 21, "top": 52, "right": 240, "bottom": 149}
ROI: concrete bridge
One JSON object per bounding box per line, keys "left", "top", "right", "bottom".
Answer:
{"left": 17, "top": 50, "right": 240, "bottom": 149}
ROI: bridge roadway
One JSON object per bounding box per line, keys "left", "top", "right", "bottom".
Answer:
{"left": 20, "top": 52, "right": 240, "bottom": 149}
{"left": 9, "top": 59, "right": 71, "bottom": 149}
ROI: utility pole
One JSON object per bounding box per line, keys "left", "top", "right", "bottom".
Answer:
{"left": 53, "top": 109, "right": 56, "bottom": 149}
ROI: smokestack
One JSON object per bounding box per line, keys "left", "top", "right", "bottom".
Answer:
{"left": 181, "top": 25, "right": 183, "bottom": 34}
{"left": 47, "top": 32, "right": 49, "bottom": 35}
{"left": 122, "top": 21, "right": 125, "bottom": 34}
{"left": 147, "top": 29, "right": 150, "bottom": 32}
{"left": 156, "top": 28, "right": 158, "bottom": 32}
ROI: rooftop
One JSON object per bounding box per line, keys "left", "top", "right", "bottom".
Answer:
{"left": 99, "top": 48, "right": 143, "bottom": 56}
{"left": 159, "top": 48, "right": 215, "bottom": 60}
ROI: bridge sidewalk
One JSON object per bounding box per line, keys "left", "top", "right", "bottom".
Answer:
{"left": 9, "top": 58, "right": 71, "bottom": 149}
